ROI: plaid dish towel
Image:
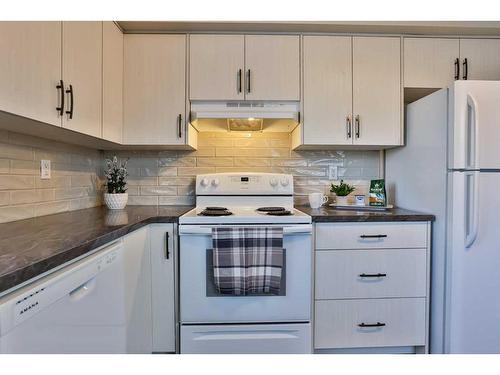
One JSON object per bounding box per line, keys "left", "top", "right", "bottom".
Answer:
{"left": 212, "top": 227, "right": 284, "bottom": 296}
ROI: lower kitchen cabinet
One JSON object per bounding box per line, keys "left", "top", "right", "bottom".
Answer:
{"left": 121, "top": 224, "right": 177, "bottom": 354}
{"left": 122, "top": 227, "right": 153, "bottom": 354}
{"left": 150, "top": 224, "right": 176, "bottom": 353}
{"left": 313, "top": 221, "right": 431, "bottom": 353}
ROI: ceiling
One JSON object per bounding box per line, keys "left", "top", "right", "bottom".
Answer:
{"left": 117, "top": 21, "right": 500, "bottom": 36}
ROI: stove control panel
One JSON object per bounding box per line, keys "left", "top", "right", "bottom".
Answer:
{"left": 196, "top": 173, "right": 293, "bottom": 195}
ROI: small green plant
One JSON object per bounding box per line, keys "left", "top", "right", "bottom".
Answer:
{"left": 330, "top": 180, "right": 355, "bottom": 197}
{"left": 105, "top": 156, "right": 128, "bottom": 194}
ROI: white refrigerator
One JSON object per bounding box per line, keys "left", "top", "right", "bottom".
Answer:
{"left": 386, "top": 81, "right": 500, "bottom": 354}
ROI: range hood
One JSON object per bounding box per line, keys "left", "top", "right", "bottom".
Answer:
{"left": 189, "top": 101, "right": 300, "bottom": 132}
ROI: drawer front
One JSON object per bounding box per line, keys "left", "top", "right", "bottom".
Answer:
{"left": 315, "top": 249, "right": 427, "bottom": 299}
{"left": 314, "top": 298, "right": 426, "bottom": 349}
{"left": 315, "top": 222, "right": 427, "bottom": 250}
{"left": 181, "top": 323, "right": 312, "bottom": 354}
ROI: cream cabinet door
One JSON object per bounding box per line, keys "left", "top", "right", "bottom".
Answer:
{"left": 303, "top": 36, "right": 352, "bottom": 145}
{"left": 404, "top": 38, "right": 459, "bottom": 88}
{"left": 189, "top": 35, "right": 244, "bottom": 101}
{"left": 62, "top": 22, "right": 103, "bottom": 138}
{"left": 0, "top": 22, "right": 62, "bottom": 126}
{"left": 460, "top": 39, "right": 500, "bottom": 80}
{"left": 150, "top": 224, "right": 176, "bottom": 353}
{"left": 123, "top": 34, "right": 186, "bottom": 145}
{"left": 102, "top": 22, "right": 123, "bottom": 144}
{"left": 244, "top": 35, "right": 300, "bottom": 101}
{"left": 353, "top": 37, "right": 402, "bottom": 146}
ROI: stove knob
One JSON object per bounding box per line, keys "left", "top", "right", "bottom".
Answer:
{"left": 211, "top": 178, "right": 220, "bottom": 187}
{"left": 200, "top": 178, "right": 209, "bottom": 187}
{"left": 270, "top": 177, "right": 278, "bottom": 187}
{"left": 280, "top": 177, "right": 290, "bottom": 187}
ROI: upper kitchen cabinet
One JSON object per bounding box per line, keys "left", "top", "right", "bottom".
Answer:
{"left": 102, "top": 22, "right": 123, "bottom": 143}
{"left": 459, "top": 39, "right": 500, "bottom": 80}
{"left": 123, "top": 34, "right": 187, "bottom": 145}
{"left": 188, "top": 34, "right": 300, "bottom": 101}
{"left": 62, "top": 22, "right": 103, "bottom": 138}
{"left": 302, "top": 35, "right": 352, "bottom": 145}
{"left": 403, "top": 38, "right": 460, "bottom": 88}
{"left": 189, "top": 35, "right": 245, "bottom": 101}
{"left": 352, "top": 37, "right": 402, "bottom": 146}
{"left": 245, "top": 35, "right": 300, "bottom": 101}
{"left": 0, "top": 22, "right": 62, "bottom": 127}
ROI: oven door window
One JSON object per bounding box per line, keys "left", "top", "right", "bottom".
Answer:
{"left": 205, "top": 249, "right": 286, "bottom": 297}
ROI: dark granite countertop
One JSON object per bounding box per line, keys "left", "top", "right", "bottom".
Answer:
{"left": 0, "top": 205, "right": 194, "bottom": 295}
{"left": 0, "top": 204, "right": 434, "bottom": 296}
{"left": 295, "top": 206, "right": 435, "bottom": 222}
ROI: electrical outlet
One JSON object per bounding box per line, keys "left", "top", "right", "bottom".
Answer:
{"left": 328, "top": 165, "right": 338, "bottom": 180}
{"left": 40, "top": 160, "right": 51, "bottom": 179}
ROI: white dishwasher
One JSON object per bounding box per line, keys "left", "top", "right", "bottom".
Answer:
{"left": 0, "top": 240, "right": 127, "bottom": 354}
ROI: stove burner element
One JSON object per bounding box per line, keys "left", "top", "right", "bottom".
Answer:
{"left": 198, "top": 209, "right": 233, "bottom": 217}
{"left": 205, "top": 207, "right": 228, "bottom": 211}
{"left": 267, "top": 210, "right": 293, "bottom": 216}
{"left": 256, "top": 207, "right": 286, "bottom": 212}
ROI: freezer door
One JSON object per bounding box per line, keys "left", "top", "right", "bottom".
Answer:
{"left": 446, "top": 171, "right": 500, "bottom": 353}
{"left": 449, "top": 81, "right": 500, "bottom": 170}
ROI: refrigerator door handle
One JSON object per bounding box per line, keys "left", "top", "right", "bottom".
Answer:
{"left": 465, "top": 171, "right": 480, "bottom": 248}
{"left": 466, "top": 94, "right": 479, "bottom": 170}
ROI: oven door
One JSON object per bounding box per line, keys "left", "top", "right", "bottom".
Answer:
{"left": 179, "top": 224, "right": 312, "bottom": 324}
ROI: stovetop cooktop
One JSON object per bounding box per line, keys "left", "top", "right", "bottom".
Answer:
{"left": 180, "top": 206, "right": 311, "bottom": 225}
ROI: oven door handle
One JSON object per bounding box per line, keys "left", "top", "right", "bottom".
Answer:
{"left": 179, "top": 225, "right": 312, "bottom": 235}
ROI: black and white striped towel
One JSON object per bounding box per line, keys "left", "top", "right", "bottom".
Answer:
{"left": 212, "top": 227, "right": 284, "bottom": 296}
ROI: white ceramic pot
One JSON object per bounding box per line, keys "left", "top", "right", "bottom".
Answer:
{"left": 104, "top": 193, "right": 128, "bottom": 210}
{"left": 335, "top": 195, "right": 350, "bottom": 206}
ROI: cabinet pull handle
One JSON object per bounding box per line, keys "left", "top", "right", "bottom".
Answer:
{"left": 165, "top": 232, "right": 170, "bottom": 260}
{"left": 359, "top": 234, "right": 387, "bottom": 239}
{"left": 247, "top": 69, "right": 251, "bottom": 93}
{"left": 177, "top": 114, "right": 182, "bottom": 138}
{"left": 359, "top": 273, "right": 387, "bottom": 278}
{"left": 65, "top": 84, "right": 74, "bottom": 119}
{"left": 346, "top": 115, "right": 352, "bottom": 138}
{"left": 463, "top": 58, "right": 468, "bottom": 80}
{"left": 238, "top": 69, "right": 242, "bottom": 93}
{"left": 358, "top": 322, "right": 386, "bottom": 328}
{"left": 355, "top": 115, "right": 360, "bottom": 138}
{"left": 454, "top": 58, "right": 460, "bottom": 80}
{"left": 56, "top": 80, "right": 65, "bottom": 116}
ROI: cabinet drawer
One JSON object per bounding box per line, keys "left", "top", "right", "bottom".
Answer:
{"left": 315, "top": 222, "right": 427, "bottom": 249}
{"left": 314, "top": 298, "right": 426, "bottom": 349}
{"left": 315, "top": 249, "right": 427, "bottom": 299}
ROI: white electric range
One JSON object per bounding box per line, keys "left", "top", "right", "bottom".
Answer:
{"left": 178, "top": 172, "right": 312, "bottom": 354}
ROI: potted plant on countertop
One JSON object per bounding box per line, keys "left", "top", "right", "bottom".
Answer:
{"left": 104, "top": 156, "right": 129, "bottom": 210}
{"left": 330, "top": 180, "right": 355, "bottom": 206}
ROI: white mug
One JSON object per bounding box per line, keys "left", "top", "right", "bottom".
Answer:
{"left": 308, "top": 193, "right": 328, "bottom": 209}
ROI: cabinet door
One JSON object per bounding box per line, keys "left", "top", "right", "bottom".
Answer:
{"left": 189, "top": 35, "right": 244, "bottom": 101}
{"left": 353, "top": 37, "right": 402, "bottom": 146}
{"left": 150, "top": 224, "right": 176, "bottom": 353}
{"left": 303, "top": 36, "right": 352, "bottom": 145}
{"left": 62, "top": 21, "right": 103, "bottom": 138}
{"left": 0, "top": 22, "right": 62, "bottom": 126}
{"left": 460, "top": 39, "right": 500, "bottom": 80}
{"left": 404, "top": 38, "right": 459, "bottom": 88}
{"left": 123, "top": 34, "right": 186, "bottom": 145}
{"left": 122, "top": 227, "right": 153, "bottom": 354}
{"left": 245, "top": 35, "right": 300, "bottom": 101}
{"left": 102, "top": 22, "right": 123, "bottom": 143}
